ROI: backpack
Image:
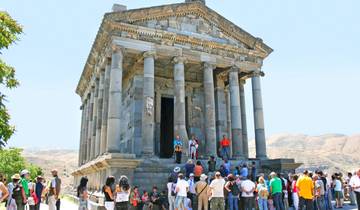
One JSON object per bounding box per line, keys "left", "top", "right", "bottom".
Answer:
{"left": 171, "top": 183, "right": 176, "bottom": 196}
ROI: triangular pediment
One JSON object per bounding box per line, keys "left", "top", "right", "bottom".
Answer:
{"left": 106, "top": 2, "right": 272, "bottom": 56}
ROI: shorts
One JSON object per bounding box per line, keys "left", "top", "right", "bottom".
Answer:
{"left": 335, "top": 191, "right": 343, "bottom": 199}
{"left": 175, "top": 196, "right": 186, "bottom": 208}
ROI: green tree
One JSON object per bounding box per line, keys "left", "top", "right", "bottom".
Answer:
{"left": 0, "top": 11, "right": 23, "bottom": 147}
{"left": 0, "top": 148, "right": 25, "bottom": 180}
{"left": 0, "top": 148, "right": 43, "bottom": 180}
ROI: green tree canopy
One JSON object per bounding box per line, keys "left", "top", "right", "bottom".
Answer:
{"left": 0, "top": 11, "right": 23, "bottom": 147}
{"left": 0, "top": 148, "right": 42, "bottom": 181}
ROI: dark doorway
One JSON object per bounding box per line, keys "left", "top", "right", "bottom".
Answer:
{"left": 160, "top": 97, "right": 174, "bottom": 158}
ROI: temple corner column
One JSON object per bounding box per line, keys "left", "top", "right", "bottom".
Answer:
{"left": 239, "top": 79, "right": 249, "bottom": 159}
{"left": 252, "top": 71, "right": 267, "bottom": 159}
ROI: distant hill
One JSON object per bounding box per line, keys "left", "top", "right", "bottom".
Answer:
{"left": 21, "top": 134, "right": 360, "bottom": 190}
{"left": 249, "top": 133, "right": 360, "bottom": 173}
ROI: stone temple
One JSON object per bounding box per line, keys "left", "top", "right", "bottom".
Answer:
{"left": 72, "top": 0, "right": 299, "bottom": 190}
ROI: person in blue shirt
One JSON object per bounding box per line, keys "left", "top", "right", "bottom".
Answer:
{"left": 35, "top": 176, "right": 44, "bottom": 210}
{"left": 240, "top": 164, "right": 249, "bottom": 178}
{"left": 173, "top": 135, "right": 183, "bottom": 164}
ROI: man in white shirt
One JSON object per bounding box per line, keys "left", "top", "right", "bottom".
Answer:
{"left": 349, "top": 169, "right": 360, "bottom": 210}
{"left": 188, "top": 173, "right": 196, "bottom": 208}
{"left": 241, "top": 175, "right": 256, "bottom": 210}
{"left": 175, "top": 173, "right": 189, "bottom": 210}
{"left": 209, "top": 171, "right": 226, "bottom": 210}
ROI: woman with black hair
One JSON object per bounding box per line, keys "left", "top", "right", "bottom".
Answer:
{"left": 103, "top": 176, "right": 115, "bottom": 210}
{"left": 77, "top": 177, "right": 89, "bottom": 210}
{"left": 115, "top": 176, "right": 131, "bottom": 210}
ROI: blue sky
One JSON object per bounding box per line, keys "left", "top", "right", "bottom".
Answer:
{"left": 2, "top": 0, "right": 359, "bottom": 149}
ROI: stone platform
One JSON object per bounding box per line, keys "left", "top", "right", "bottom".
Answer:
{"left": 72, "top": 152, "right": 301, "bottom": 192}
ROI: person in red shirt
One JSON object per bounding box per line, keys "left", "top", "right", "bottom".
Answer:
{"left": 220, "top": 135, "right": 231, "bottom": 160}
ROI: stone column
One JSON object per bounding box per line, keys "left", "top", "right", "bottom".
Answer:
{"left": 239, "top": 79, "right": 249, "bottom": 158}
{"left": 106, "top": 46, "right": 123, "bottom": 153}
{"left": 172, "top": 56, "right": 189, "bottom": 155}
{"left": 252, "top": 73, "right": 267, "bottom": 159}
{"left": 229, "top": 68, "right": 243, "bottom": 158}
{"left": 100, "top": 59, "right": 111, "bottom": 155}
{"left": 81, "top": 99, "right": 88, "bottom": 165}
{"left": 215, "top": 77, "right": 227, "bottom": 157}
{"left": 87, "top": 86, "right": 95, "bottom": 161}
{"left": 203, "top": 62, "right": 217, "bottom": 157}
{"left": 78, "top": 103, "right": 85, "bottom": 166}
{"left": 142, "top": 51, "right": 156, "bottom": 156}
{"left": 83, "top": 96, "right": 89, "bottom": 163}
{"left": 91, "top": 78, "right": 99, "bottom": 159}
{"left": 95, "top": 70, "right": 105, "bottom": 158}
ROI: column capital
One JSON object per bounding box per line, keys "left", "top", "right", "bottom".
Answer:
{"left": 239, "top": 79, "right": 246, "bottom": 85}
{"left": 250, "top": 70, "right": 265, "bottom": 77}
{"left": 230, "top": 66, "right": 239, "bottom": 73}
{"left": 111, "top": 44, "right": 124, "bottom": 54}
{"left": 143, "top": 51, "right": 156, "bottom": 58}
{"left": 202, "top": 62, "right": 216, "bottom": 70}
{"left": 172, "top": 56, "right": 187, "bottom": 64}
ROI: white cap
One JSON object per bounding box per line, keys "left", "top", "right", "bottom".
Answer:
{"left": 20, "top": 169, "right": 30, "bottom": 176}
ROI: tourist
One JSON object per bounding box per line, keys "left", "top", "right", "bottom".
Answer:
{"left": 141, "top": 191, "right": 150, "bottom": 210}
{"left": 349, "top": 169, "right": 360, "bottom": 210}
{"left": 291, "top": 174, "right": 299, "bottom": 210}
{"left": 48, "top": 169, "right": 62, "bottom": 210}
{"left": 20, "top": 169, "right": 30, "bottom": 198}
{"left": 279, "top": 173, "right": 289, "bottom": 209}
{"left": 174, "top": 135, "right": 183, "bottom": 164}
{"left": 220, "top": 135, "right": 231, "bottom": 160}
{"left": 251, "top": 161, "right": 257, "bottom": 182}
{"left": 77, "top": 177, "right": 89, "bottom": 210}
{"left": 175, "top": 173, "right": 189, "bottom": 210}
{"left": 225, "top": 174, "right": 240, "bottom": 210}
{"left": 130, "top": 186, "right": 141, "bottom": 209}
{"left": 313, "top": 174, "right": 325, "bottom": 210}
{"left": 167, "top": 177, "right": 176, "bottom": 210}
{"left": 296, "top": 170, "right": 314, "bottom": 210}
{"left": 240, "top": 163, "right": 249, "bottom": 178}
{"left": 35, "top": 176, "right": 44, "bottom": 210}
{"left": 257, "top": 176, "right": 269, "bottom": 210}
{"left": 188, "top": 173, "right": 196, "bottom": 207}
{"left": 234, "top": 166, "right": 241, "bottom": 176}
{"left": 115, "top": 176, "right": 131, "bottom": 210}
{"left": 184, "top": 196, "right": 192, "bottom": 210}
{"left": 209, "top": 171, "right": 226, "bottom": 210}
{"left": 269, "top": 172, "right": 285, "bottom": 210}
{"left": 223, "top": 159, "right": 231, "bottom": 176}
{"left": 0, "top": 174, "right": 9, "bottom": 206}
{"left": 185, "top": 159, "right": 195, "bottom": 178}
{"left": 28, "top": 180, "right": 38, "bottom": 210}
{"left": 103, "top": 176, "right": 115, "bottom": 210}
{"left": 347, "top": 172, "right": 357, "bottom": 206}
{"left": 9, "top": 174, "right": 27, "bottom": 210}
{"left": 334, "top": 175, "right": 343, "bottom": 208}
{"left": 219, "top": 165, "right": 227, "bottom": 178}
{"left": 193, "top": 161, "right": 203, "bottom": 182}
{"left": 241, "top": 175, "right": 256, "bottom": 210}
{"left": 207, "top": 156, "right": 216, "bottom": 180}
{"left": 195, "top": 174, "right": 209, "bottom": 210}
{"left": 189, "top": 135, "right": 198, "bottom": 160}
{"left": 150, "top": 186, "right": 161, "bottom": 210}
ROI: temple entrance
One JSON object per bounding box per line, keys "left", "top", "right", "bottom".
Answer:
{"left": 160, "top": 97, "right": 174, "bottom": 158}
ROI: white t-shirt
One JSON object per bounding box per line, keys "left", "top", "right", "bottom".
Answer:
{"left": 334, "top": 179, "right": 342, "bottom": 192}
{"left": 188, "top": 179, "right": 196, "bottom": 194}
{"left": 167, "top": 182, "right": 175, "bottom": 197}
{"left": 176, "top": 179, "right": 189, "bottom": 197}
{"left": 116, "top": 189, "right": 130, "bottom": 202}
{"left": 241, "top": 179, "right": 255, "bottom": 197}
{"left": 349, "top": 175, "right": 360, "bottom": 193}
{"left": 209, "top": 178, "right": 225, "bottom": 198}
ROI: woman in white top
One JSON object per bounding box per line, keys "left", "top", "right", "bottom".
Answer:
{"left": 115, "top": 176, "right": 131, "bottom": 210}
{"left": 167, "top": 177, "right": 176, "bottom": 210}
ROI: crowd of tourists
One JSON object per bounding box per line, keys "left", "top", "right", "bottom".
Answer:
{"left": 73, "top": 157, "right": 360, "bottom": 210}
{"left": 0, "top": 169, "right": 61, "bottom": 210}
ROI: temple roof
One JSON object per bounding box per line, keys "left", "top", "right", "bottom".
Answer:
{"left": 76, "top": 1, "right": 273, "bottom": 96}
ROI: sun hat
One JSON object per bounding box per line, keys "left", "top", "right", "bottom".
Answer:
{"left": 20, "top": 169, "right": 30, "bottom": 176}
{"left": 189, "top": 173, "right": 194, "bottom": 177}
{"left": 11, "top": 174, "right": 21, "bottom": 180}
{"left": 174, "top": 167, "right": 181, "bottom": 173}
{"left": 200, "top": 174, "right": 207, "bottom": 181}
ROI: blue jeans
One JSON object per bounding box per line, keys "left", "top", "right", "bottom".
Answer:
{"left": 228, "top": 193, "right": 239, "bottom": 210}
{"left": 316, "top": 195, "right": 325, "bottom": 210}
{"left": 273, "top": 192, "right": 285, "bottom": 210}
{"left": 221, "top": 147, "right": 230, "bottom": 159}
{"left": 258, "top": 198, "right": 268, "bottom": 210}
